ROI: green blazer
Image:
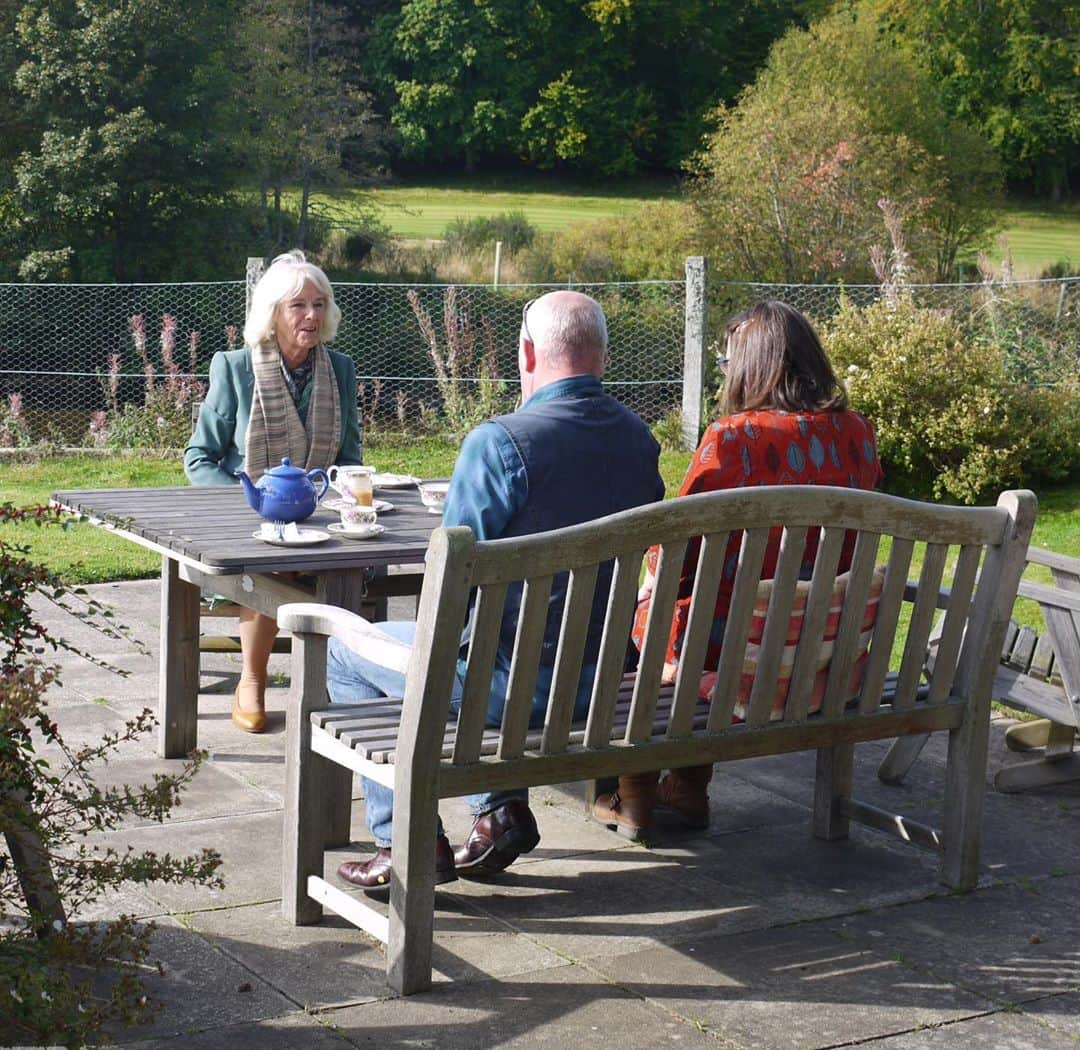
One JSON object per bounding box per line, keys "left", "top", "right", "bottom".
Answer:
{"left": 183, "top": 347, "right": 363, "bottom": 486}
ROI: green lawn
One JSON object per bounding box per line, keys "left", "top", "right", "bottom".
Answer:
{"left": 987, "top": 202, "right": 1080, "bottom": 278}
{"left": 309, "top": 173, "right": 679, "bottom": 239}
{"left": 328, "top": 175, "right": 1080, "bottom": 277}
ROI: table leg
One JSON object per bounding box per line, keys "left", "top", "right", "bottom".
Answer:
{"left": 318, "top": 568, "right": 368, "bottom": 846}
{"left": 159, "top": 557, "right": 201, "bottom": 758}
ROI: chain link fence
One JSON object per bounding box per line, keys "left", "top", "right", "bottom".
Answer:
{"left": 0, "top": 271, "right": 1076, "bottom": 448}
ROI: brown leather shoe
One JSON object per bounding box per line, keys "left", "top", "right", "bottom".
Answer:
{"left": 337, "top": 834, "right": 457, "bottom": 898}
{"left": 655, "top": 765, "right": 712, "bottom": 829}
{"left": 454, "top": 799, "right": 540, "bottom": 877}
{"left": 591, "top": 771, "right": 659, "bottom": 841}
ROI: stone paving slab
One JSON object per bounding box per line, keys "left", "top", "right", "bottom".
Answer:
{"left": 872, "top": 1010, "right": 1078, "bottom": 1048}
{"left": 828, "top": 880, "right": 1080, "bottom": 1004}
{"left": 590, "top": 922, "right": 995, "bottom": 1050}
{"left": 654, "top": 820, "right": 943, "bottom": 921}
{"left": 1021, "top": 989, "right": 1080, "bottom": 1040}
{"left": 109, "top": 917, "right": 296, "bottom": 1045}
{"left": 321, "top": 961, "right": 720, "bottom": 1049}
{"left": 127, "top": 1011, "right": 353, "bottom": 1049}
{"left": 447, "top": 846, "right": 782, "bottom": 961}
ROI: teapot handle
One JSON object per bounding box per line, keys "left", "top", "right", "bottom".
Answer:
{"left": 308, "top": 468, "right": 330, "bottom": 502}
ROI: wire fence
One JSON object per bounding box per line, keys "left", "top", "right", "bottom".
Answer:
{"left": 0, "top": 271, "right": 1076, "bottom": 448}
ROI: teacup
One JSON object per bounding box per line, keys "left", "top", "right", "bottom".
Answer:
{"left": 418, "top": 480, "right": 450, "bottom": 515}
{"left": 328, "top": 464, "right": 375, "bottom": 506}
{"left": 339, "top": 504, "right": 378, "bottom": 531}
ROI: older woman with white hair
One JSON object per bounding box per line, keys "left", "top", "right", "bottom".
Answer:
{"left": 185, "top": 250, "right": 362, "bottom": 733}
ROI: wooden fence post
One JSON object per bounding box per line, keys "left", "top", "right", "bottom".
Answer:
{"left": 682, "top": 256, "right": 708, "bottom": 451}
{"left": 246, "top": 257, "right": 265, "bottom": 320}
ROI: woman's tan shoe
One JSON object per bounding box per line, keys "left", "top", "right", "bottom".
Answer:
{"left": 231, "top": 687, "right": 267, "bottom": 734}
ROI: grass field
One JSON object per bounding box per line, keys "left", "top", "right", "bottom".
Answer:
{"left": 313, "top": 174, "right": 679, "bottom": 240}
{"left": 989, "top": 202, "right": 1080, "bottom": 277}
{"left": 315, "top": 175, "right": 1080, "bottom": 278}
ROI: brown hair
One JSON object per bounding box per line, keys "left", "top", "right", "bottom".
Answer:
{"left": 722, "top": 300, "right": 847, "bottom": 415}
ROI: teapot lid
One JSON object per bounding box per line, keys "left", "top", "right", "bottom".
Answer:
{"left": 265, "top": 457, "right": 307, "bottom": 478}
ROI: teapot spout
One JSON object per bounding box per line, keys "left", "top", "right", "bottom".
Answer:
{"left": 235, "top": 470, "right": 262, "bottom": 514}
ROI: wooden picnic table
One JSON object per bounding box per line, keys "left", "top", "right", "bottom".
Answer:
{"left": 51, "top": 485, "right": 443, "bottom": 759}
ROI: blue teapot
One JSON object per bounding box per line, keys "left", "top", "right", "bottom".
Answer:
{"left": 236, "top": 457, "right": 329, "bottom": 523}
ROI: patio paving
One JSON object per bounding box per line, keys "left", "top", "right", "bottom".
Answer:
{"left": 17, "top": 579, "right": 1080, "bottom": 1048}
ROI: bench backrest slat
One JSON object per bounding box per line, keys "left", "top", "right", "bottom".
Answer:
{"left": 453, "top": 581, "right": 507, "bottom": 765}
{"left": 786, "top": 526, "right": 846, "bottom": 721}
{"left": 668, "top": 531, "right": 729, "bottom": 737}
{"left": 746, "top": 526, "right": 809, "bottom": 727}
{"left": 499, "top": 574, "right": 554, "bottom": 759}
{"left": 628, "top": 539, "right": 688, "bottom": 743}
{"left": 821, "top": 530, "right": 882, "bottom": 719}
{"left": 858, "top": 538, "right": 915, "bottom": 713}
{"left": 584, "top": 551, "right": 643, "bottom": 747}
{"left": 707, "top": 527, "right": 770, "bottom": 730}
{"left": 927, "top": 544, "right": 982, "bottom": 705}
{"left": 893, "top": 543, "right": 949, "bottom": 710}
{"left": 542, "top": 563, "right": 600, "bottom": 754}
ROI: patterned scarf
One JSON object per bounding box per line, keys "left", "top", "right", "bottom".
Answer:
{"left": 244, "top": 341, "right": 341, "bottom": 481}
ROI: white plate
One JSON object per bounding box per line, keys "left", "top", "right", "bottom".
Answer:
{"left": 252, "top": 527, "right": 331, "bottom": 547}
{"left": 323, "top": 498, "right": 396, "bottom": 514}
{"left": 327, "top": 522, "right": 386, "bottom": 540}
{"left": 371, "top": 472, "right": 419, "bottom": 489}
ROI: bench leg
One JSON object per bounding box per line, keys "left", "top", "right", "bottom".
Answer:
{"left": 283, "top": 634, "right": 328, "bottom": 925}
{"left": 877, "top": 732, "right": 931, "bottom": 785}
{"left": 387, "top": 790, "right": 440, "bottom": 995}
{"left": 941, "top": 711, "right": 991, "bottom": 891}
{"left": 326, "top": 766, "right": 353, "bottom": 848}
{"left": 813, "top": 743, "right": 853, "bottom": 841}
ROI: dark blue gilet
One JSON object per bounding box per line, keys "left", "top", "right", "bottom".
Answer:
{"left": 484, "top": 382, "right": 663, "bottom": 727}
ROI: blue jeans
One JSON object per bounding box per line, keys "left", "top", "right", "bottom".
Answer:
{"left": 326, "top": 621, "right": 525, "bottom": 848}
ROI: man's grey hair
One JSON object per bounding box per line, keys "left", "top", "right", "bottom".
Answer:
{"left": 528, "top": 292, "right": 608, "bottom": 370}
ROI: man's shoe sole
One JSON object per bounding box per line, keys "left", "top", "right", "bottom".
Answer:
{"left": 457, "top": 824, "right": 540, "bottom": 878}
{"left": 342, "top": 866, "right": 458, "bottom": 900}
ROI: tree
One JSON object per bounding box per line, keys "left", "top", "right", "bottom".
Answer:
{"left": 879, "top": 0, "right": 1079, "bottom": 199}
{"left": 690, "top": 4, "right": 1001, "bottom": 283}
{"left": 9, "top": 0, "right": 252, "bottom": 281}
{"left": 235, "top": 0, "right": 387, "bottom": 251}
{"left": 369, "top": 0, "right": 809, "bottom": 175}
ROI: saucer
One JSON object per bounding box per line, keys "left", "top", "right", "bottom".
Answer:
{"left": 327, "top": 522, "right": 386, "bottom": 540}
{"left": 323, "top": 498, "right": 395, "bottom": 514}
{"left": 371, "top": 473, "right": 419, "bottom": 489}
{"left": 252, "top": 527, "right": 331, "bottom": 547}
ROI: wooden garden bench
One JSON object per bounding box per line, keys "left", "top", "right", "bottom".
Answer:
{"left": 879, "top": 546, "right": 1080, "bottom": 793}
{"left": 277, "top": 485, "right": 1034, "bottom": 995}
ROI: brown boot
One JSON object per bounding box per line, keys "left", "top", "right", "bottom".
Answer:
{"left": 591, "top": 771, "right": 659, "bottom": 840}
{"left": 655, "top": 764, "right": 712, "bottom": 829}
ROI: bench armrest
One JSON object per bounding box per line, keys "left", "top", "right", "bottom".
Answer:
{"left": 1016, "top": 580, "right": 1080, "bottom": 615}
{"left": 1025, "top": 546, "right": 1080, "bottom": 578}
{"left": 278, "top": 602, "right": 412, "bottom": 675}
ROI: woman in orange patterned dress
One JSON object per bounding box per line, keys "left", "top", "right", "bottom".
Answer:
{"left": 593, "top": 300, "right": 883, "bottom": 837}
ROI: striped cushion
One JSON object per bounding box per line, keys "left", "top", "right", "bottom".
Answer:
{"left": 701, "top": 565, "right": 887, "bottom": 721}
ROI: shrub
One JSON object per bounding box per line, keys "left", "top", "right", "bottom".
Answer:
{"left": 820, "top": 298, "right": 1080, "bottom": 503}
{"left": 518, "top": 200, "right": 696, "bottom": 283}
{"left": 98, "top": 315, "right": 206, "bottom": 453}
{"left": 0, "top": 504, "right": 222, "bottom": 1045}
{"left": 443, "top": 211, "right": 536, "bottom": 255}
{"left": 0, "top": 393, "right": 33, "bottom": 448}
